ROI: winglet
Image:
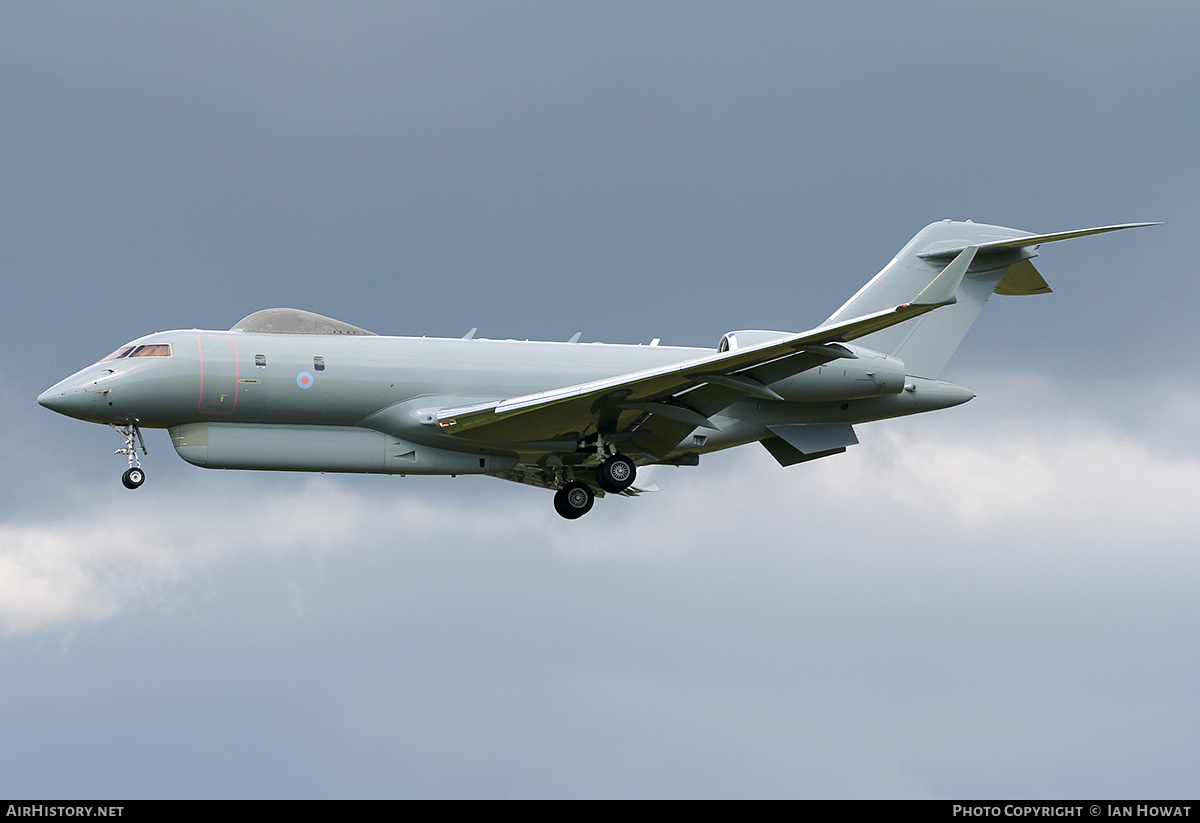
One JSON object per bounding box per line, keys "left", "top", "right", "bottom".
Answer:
{"left": 908, "top": 245, "right": 978, "bottom": 307}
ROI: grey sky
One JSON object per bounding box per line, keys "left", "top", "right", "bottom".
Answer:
{"left": 2, "top": 1, "right": 1197, "bottom": 798}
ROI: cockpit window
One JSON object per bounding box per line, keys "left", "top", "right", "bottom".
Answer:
{"left": 100, "top": 343, "right": 172, "bottom": 361}
{"left": 100, "top": 346, "right": 136, "bottom": 362}
{"left": 129, "top": 344, "right": 172, "bottom": 358}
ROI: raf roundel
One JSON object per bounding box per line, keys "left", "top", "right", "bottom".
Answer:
{"left": 296, "top": 371, "right": 314, "bottom": 389}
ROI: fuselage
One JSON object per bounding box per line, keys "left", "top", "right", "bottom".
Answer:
{"left": 39, "top": 328, "right": 974, "bottom": 476}
{"left": 38, "top": 330, "right": 713, "bottom": 430}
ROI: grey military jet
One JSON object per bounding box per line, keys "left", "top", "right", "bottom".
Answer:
{"left": 39, "top": 220, "right": 1154, "bottom": 518}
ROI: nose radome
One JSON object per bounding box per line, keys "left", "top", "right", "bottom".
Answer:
{"left": 37, "top": 382, "right": 99, "bottom": 418}
{"left": 38, "top": 386, "right": 68, "bottom": 412}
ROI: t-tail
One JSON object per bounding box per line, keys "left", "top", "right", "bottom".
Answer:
{"left": 825, "top": 220, "right": 1160, "bottom": 379}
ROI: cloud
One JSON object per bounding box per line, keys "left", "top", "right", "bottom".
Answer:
{"left": 0, "top": 477, "right": 369, "bottom": 632}
{"left": 4, "top": 375, "right": 1198, "bottom": 798}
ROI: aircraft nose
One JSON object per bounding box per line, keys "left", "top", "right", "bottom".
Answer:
{"left": 38, "top": 379, "right": 106, "bottom": 419}
{"left": 39, "top": 383, "right": 79, "bottom": 414}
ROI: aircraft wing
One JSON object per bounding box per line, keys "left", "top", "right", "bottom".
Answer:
{"left": 434, "top": 247, "right": 977, "bottom": 448}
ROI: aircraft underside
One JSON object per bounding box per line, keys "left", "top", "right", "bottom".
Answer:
{"left": 159, "top": 375, "right": 973, "bottom": 518}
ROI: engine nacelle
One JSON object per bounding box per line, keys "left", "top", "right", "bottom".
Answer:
{"left": 170, "top": 422, "right": 517, "bottom": 474}
{"left": 766, "top": 343, "right": 907, "bottom": 401}
{"left": 717, "top": 330, "right": 792, "bottom": 353}
{"left": 717, "top": 333, "right": 907, "bottom": 401}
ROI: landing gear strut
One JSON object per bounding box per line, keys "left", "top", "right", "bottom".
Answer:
{"left": 111, "top": 423, "right": 147, "bottom": 490}
{"left": 589, "top": 431, "right": 638, "bottom": 494}
{"left": 553, "top": 481, "right": 594, "bottom": 519}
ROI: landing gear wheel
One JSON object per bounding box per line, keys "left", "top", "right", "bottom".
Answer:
{"left": 112, "top": 424, "right": 148, "bottom": 490}
{"left": 554, "top": 481, "right": 594, "bottom": 519}
{"left": 596, "top": 454, "right": 637, "bottom": 493}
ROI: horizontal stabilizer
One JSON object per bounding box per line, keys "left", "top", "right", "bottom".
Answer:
{"left": 918, "top": 222, "right": 1161, "bottom": 258}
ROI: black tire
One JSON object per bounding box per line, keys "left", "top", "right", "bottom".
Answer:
{"left": 596, "top": 454, "right": 636, "bottom": 493}
{"left": 553, "top": 481, "right": 594, "bottom": 519}
{"left": 122, "top": 467, "right": 145, "bottom": 489}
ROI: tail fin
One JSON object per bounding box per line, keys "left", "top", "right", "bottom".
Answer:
{"left": 824, "top": 220, "right": 1158, "bottom": 379}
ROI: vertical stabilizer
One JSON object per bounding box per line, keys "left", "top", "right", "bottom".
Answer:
{"left": 823, "top": 220, "right": 1154, "bottom": 379}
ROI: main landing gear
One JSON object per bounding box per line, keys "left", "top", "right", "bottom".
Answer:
{"left": 111, "top": 423, "right": 147, "bottom": 490}
{"left": 554, "top": 481, "right": 594, "bottom": 519}
{"left": 596, "top": 453, "right": 636, "bottom": 493}
{"left": 552, "top": 451, "right": 638, "bottom": 519}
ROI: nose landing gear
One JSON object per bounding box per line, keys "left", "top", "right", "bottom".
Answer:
{"left": 111, "top": 423, "right": 148, "bottom": 490}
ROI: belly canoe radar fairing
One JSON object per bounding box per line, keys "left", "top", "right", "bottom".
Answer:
{"left": 39, "top": 220, "right": 1156, "bottom": 519}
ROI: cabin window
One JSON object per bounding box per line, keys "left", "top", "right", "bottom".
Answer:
{"left": 313, "top": 356, "right": 325, "bottom": 371}
{"left": 255, "top": 354, "right": 267, "bottom": 368}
